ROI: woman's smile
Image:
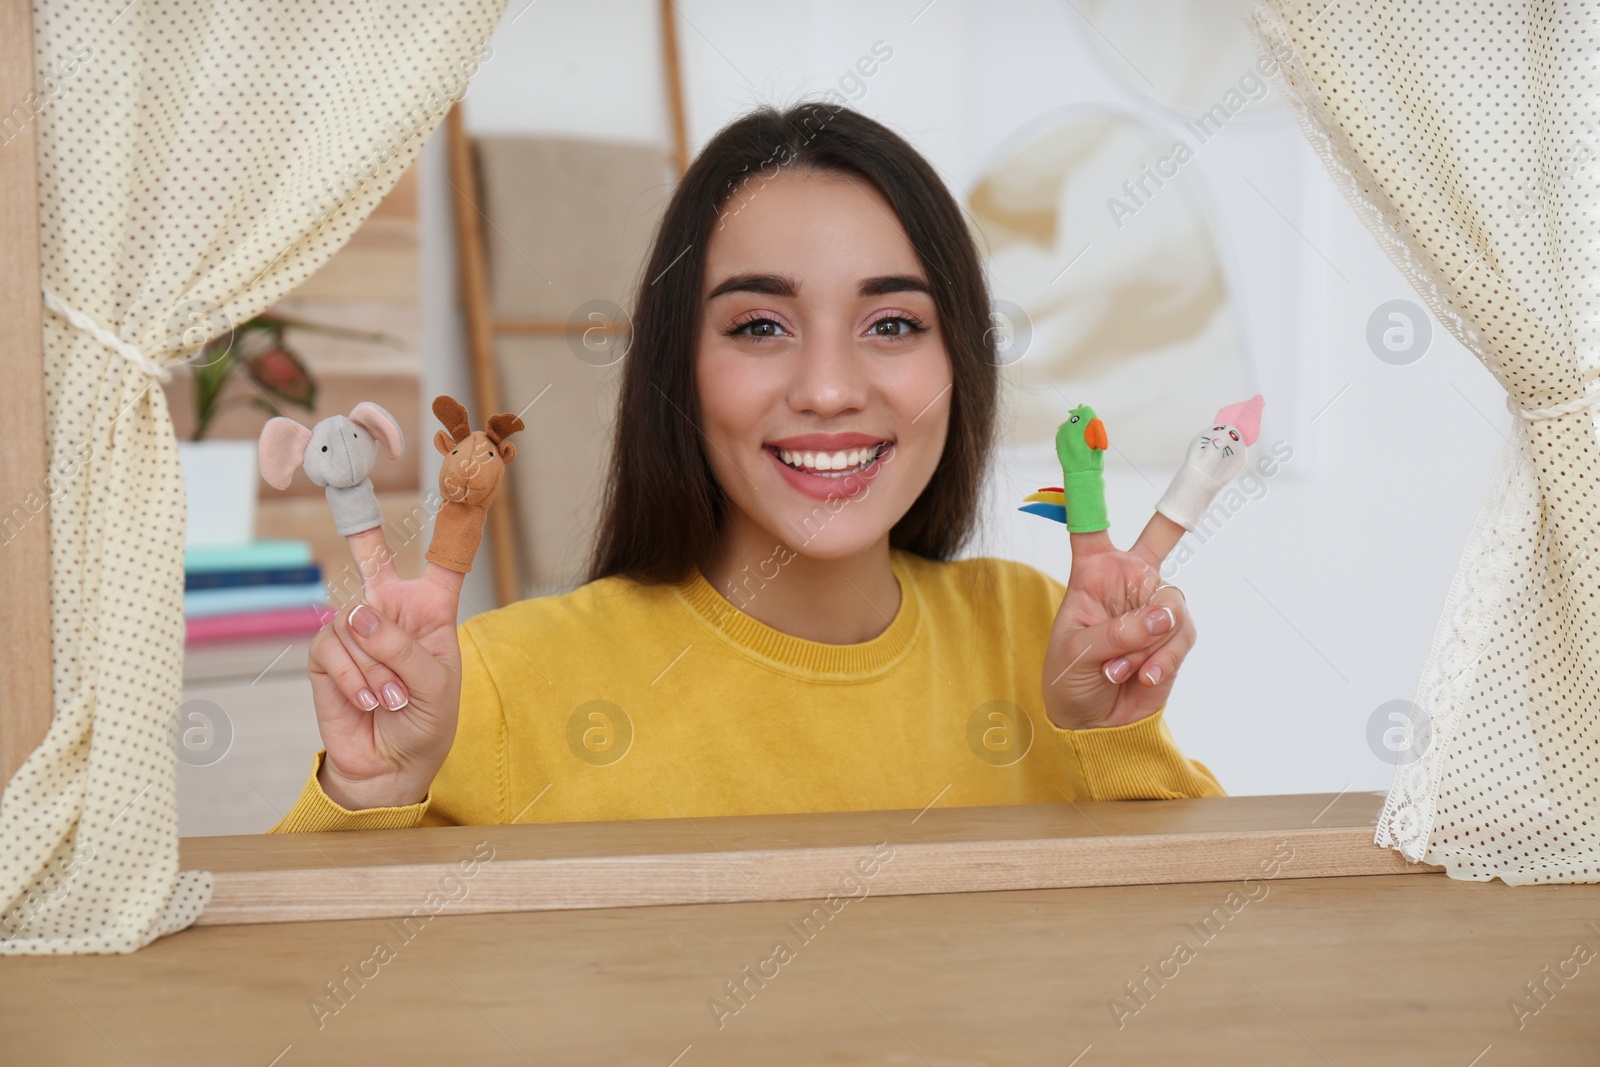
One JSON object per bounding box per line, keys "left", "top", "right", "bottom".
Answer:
{"left": 763, "top": 440, "right": 896, "bottom": 500}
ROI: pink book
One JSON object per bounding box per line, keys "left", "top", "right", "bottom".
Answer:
{"left": 185, "top": 604, "right": 335, "bottom": 644}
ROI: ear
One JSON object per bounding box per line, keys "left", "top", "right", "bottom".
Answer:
{"left": 498, "top": 441, "right": 517, "bottom": 465}
{"left": 434, "top": 429, "right": 456, "bottom": 456}
{"left": 349, "top": 401, "right": 405, "bottom": 460}
{"left": 258, "top": 417, "right": 312, "bottom": 490}
{"left": 1212, "top": 394, "right": 1265, "bottom": 446}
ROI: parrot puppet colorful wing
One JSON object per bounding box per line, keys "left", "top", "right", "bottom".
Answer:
{"left": 1018, "top": 404, "right": 1111, "bottom": 533}
{"left": 1018, "top": 486, "right": 1066, "bottom": 523}
{"left": 1154, "top": 394, "right": 1265, "bottom": 531}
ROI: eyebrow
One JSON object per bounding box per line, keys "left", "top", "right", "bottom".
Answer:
{"left": 705, "top": 272, "right": 931, "bottom": 300}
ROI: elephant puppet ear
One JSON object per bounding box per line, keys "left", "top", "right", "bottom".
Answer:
{"left": 349, "top": 401, "right": 405, "bottom": 460}
{"left": 258, "top": 417, "right": 313, "bottom": 489}
{"left": 1213, "top": 394, "right": 1265, "bottom": 446}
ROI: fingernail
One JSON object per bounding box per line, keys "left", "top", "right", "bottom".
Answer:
{"left": 1146, "top": 607, "right": 1175, "bottom": 635}
{"left": 1103, "top": 657, "right": 1132, "bottom": 684}
{"left": 1144, "top": 664, "right": 1163, "bottom": 685}
{"left": 381, "top": 682, "right": 409, "bottom": 711}
{"left": 350, "top": 603, "right": 379, "bottom": 637}
{"left": 356, "top": 688, "right": 380, "bottom": 711}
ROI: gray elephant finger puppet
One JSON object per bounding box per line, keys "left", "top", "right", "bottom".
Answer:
{"left": 424, "top": 394, "right": 525, "bottom": 573}
{"left": 1018, "top": 394, "right": 1265, "bottom": 532}
{"left": 258, "top": 402, "right": 405, "bottom": 536}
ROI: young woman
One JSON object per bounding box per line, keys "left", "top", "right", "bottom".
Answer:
{"left": 270, "top": 104, "right": 1221, "bottom": 833}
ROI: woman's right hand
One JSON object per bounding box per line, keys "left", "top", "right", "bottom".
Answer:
{"left": 306, "top": 528, "right": 468, "bottom": 811}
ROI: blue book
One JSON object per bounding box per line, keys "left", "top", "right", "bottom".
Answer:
{"left": 185, "top": 540, "right": 313, "bottom": 574}
{"left": 184, "top": 581, "right": 329, "bottom": 619}
{"left": 184, "top": 565, "right": 322, "bottom": 591}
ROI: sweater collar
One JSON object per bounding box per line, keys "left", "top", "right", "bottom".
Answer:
{"left": 673, "top": 549, "right": 923, "bottom": 678}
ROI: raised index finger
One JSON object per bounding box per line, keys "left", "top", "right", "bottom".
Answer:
{"left": 345, "top": 525, "right": 402, "bottom": 593}
{"left": 1068, "top": 529, "right": 1117, "bottom": 560}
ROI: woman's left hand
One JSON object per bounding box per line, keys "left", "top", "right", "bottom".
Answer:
{"left": 1041, "top": 514, "right": 1195, "bottom": 730}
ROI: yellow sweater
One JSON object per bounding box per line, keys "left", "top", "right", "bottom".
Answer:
{"left": 270, "top": 549, "right": 1223, "bottom": 832}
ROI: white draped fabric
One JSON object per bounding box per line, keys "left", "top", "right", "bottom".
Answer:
{"left": 0, "top": 0, "right": 507, "bottom": 954}
{"left": 1248, "top": 0, "right": 1600, "bottom": 883}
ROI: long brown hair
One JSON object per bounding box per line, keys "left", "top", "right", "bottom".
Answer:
{"left": 585, "top": 103, "right": 998, "bottom": 585}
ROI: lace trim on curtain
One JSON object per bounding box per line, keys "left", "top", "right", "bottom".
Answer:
{"left": 1395, "top": 424, "right": 1535, "bottom": 863}
{"left": 1238, "top": 7, "right": 1498, "bottom": 369}
{"left": 1238, "top": 5, "right": 1520, "bottom": 861}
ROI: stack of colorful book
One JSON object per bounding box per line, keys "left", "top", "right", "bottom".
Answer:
{"left": 184, "top": 539, "right": 334, "bottom": 644}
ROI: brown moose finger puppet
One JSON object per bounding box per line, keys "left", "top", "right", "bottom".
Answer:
{"left": 424, "top": 394, "right": 525, "bottom": 573}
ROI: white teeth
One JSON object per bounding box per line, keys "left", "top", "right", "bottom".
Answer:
{"left": 776, "top": 444, "right": 885, "bottom": 476}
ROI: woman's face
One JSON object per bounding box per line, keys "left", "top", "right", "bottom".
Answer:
{"left": 695, "top": 169, "right": 953, "bottom": 561}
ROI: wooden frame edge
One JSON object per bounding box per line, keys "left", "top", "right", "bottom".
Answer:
{"left": 0, "top": 0, "right": 53, "bottom": 786}
{"left": 192, "top": 822, "right": 1440, "bottom": 927}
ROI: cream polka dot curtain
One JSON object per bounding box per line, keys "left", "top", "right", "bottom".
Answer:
{"left": 0, "top": 0, "right": 507, "bottom": 955}
{"left": 1248, "top": 1, "right": 1600, "bottom": 884}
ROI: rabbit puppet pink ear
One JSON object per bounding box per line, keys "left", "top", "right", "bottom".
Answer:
{"left": 258, "top": 417, "right": 313, "bottom": 490}
{"left": 349, "top": 401, "right": 405, "bottom": 461}
{"left": 1213, "top": 394, "right": 1265, "bottom": 446}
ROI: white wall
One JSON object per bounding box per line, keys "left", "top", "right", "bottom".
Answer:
{"left": 421, "top": 0, "right": 1511, "bottom": 797}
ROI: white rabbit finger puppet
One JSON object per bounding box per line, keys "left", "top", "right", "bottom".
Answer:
{"left": 1154, "top": 394, "right": 1265, "bottom": 532}
{"left": 258, "top": 402, "right": 405, "bottom": 536}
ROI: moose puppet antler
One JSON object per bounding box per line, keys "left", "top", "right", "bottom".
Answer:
{"left": 425, "top": 394, "right": 526, "bottom": 573}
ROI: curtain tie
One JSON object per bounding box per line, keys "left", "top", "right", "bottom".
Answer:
{"left": 41, "top": 289, "right": 175, "bottom": 383}
{"left": 1507, "top": 389, "right": 1600, "bottom": 422}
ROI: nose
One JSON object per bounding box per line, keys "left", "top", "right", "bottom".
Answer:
{"left": 790, "top": 324, "right": 870, "bottom": 417}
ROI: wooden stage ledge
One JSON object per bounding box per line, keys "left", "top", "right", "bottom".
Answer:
{"left": 180, "top": 791, "right": 1439, "bottom": 926}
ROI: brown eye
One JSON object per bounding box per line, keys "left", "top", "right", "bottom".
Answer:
{"left": 1229, "top": 430, "right": 1240, "bottom": 441}
{"left": 730, "top": 317, "right": 786, "bottom": 339}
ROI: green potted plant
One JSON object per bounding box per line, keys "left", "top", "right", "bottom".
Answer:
{"left": 176, "top": 313, "right": 400, "bottom": 548}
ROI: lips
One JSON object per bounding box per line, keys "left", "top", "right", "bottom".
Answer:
{"left": 767, "top": 428, "right": 891, "bottom": 447}
{"left": 764, "top": 442, "right": 894, "bottom": 500}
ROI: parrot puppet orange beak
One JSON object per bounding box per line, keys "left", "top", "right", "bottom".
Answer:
{"left": 1084, "top": 417, "right": 1108, "bottom": 451}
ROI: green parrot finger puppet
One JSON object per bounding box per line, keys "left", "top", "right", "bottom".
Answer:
{"left": 1018, "top": 404, "right": 1110, "bottom": 533}
{"left": 1154, "top": 394, "right": 1265, "bottom": 531}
